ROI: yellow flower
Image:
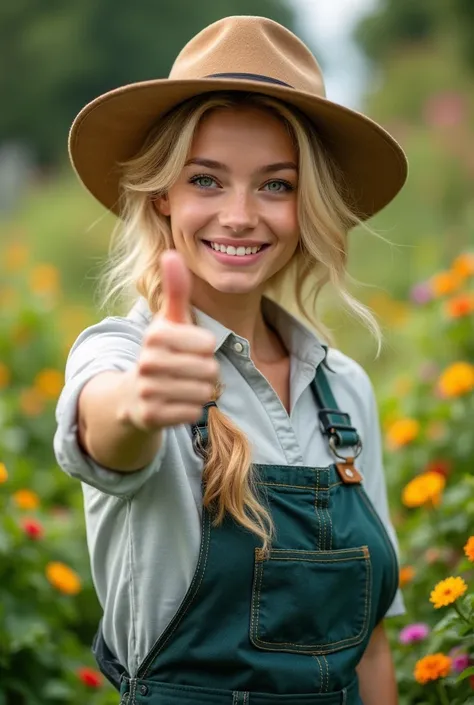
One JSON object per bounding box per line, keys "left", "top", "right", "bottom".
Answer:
{"left": 19, "top": 388, "right": 45, "bottom": 417}
{"left": 399, "top": 565, "right": 415, "bottom": 587}
{"left": 46, "top": 562, "right": 82, "bottom": 595}
{"left": 402, "top": 471, "right": 445, "bottom": 508}
{"left": 430, "top": 271, "right": 462, "bottom": 297}
{"left": 34, "top": 369, "right": 63, "bottom": 399}
{"left": 452, "top": 252, "right": 474, "bottom": 278}
{"left": 29, "top": 263, "right": 61, "bottom": 297}
{"left": 414, "top": 653, "right": 451, "bottom": 684}
{"left": 13, "top": 489, "right": 40, "bottom": 510}
{"left": 464, "top": 536, "right": 474, "bottom": 562}
{"left": 0, "top": 462, "right": 8, "bottom": 484}
{"left": 3, "top": 242, "right": 29, "bottom": 272}
{"left": 0, "top": 362, "right": 10, "bottom": 389}
{"left": 438, "top": 361, "right": 474, "bottom": 397}
{"left": 429, "top": 576, "right": 468, "bottom": 608}
{"left": 386, "top": 418, "right": 420, "bottom": 449}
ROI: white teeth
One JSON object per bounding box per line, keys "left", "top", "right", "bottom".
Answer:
{"left": 209, "top": 242, "right": 263, "bottom": 256}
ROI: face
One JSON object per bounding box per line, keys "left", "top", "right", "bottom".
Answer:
{"left": 156, "top": 106, "right": 299, "bottom": 297}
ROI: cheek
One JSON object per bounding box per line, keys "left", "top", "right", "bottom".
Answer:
{"left": 169, "top": 196, "right": 214, "bottom": 242}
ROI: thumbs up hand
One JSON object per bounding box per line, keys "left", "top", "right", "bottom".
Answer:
{"left": 126, "top": 251, "right": 219, "bottom": 432}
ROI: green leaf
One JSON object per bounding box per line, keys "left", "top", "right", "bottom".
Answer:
{"left": 457, "top": 665, "right": 474, "bottom": 682}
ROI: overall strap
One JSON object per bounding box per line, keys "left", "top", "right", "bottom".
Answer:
{"left": 191, "top": 401, "right": 216, "bottom": 456}
{"left": 311, "top": 364, "right": 361, "bottom": 453}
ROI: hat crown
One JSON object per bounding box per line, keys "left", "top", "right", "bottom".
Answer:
{"left": 169, "top": 15, "right": 326, "bottom": 98}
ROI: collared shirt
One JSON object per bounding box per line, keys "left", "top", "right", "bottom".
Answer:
{"left": 54, "top": 296, "right": 405, "bottom": 678}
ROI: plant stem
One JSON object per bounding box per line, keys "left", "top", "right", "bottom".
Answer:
{"left": 435, "top": 681, "right": 450, "bottom": 705}
{"left": 453, "top": 600, "right": 474, "bottom": 627}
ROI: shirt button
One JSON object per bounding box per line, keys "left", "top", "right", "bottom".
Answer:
{"left": 233, "top": 342, "right": 244, "bottom": 353}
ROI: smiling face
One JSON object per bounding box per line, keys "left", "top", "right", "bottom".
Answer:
{"left": 156, "top": 106, "right": 300, "bottom": 300}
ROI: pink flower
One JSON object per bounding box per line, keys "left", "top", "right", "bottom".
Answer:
{"left": 449, "top": 647, "right": 470, "bottom": 673}
{"left": 399, "top": 623, "right": 430, "bottom": 645}
{"left": 410, "top": 283, "right": 432, "bottom": 305}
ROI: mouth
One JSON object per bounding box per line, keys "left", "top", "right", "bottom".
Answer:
{"left": 202, "top": 240, "right": 270, "bottom": 257}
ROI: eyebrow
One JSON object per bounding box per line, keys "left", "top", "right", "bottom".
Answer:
{"left": 184, "top": 158, "right": 298, "bottom": 174}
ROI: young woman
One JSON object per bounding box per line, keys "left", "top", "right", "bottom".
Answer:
{"left": 55, "top": 15, "right": 408, "bottom": 705}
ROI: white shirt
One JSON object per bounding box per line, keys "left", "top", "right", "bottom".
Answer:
{"left": 54, "top": 296, "right": 404, "bottom": 678}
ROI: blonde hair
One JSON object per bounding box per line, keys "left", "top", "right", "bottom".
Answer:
{"left": 98, "top": 91, "right": 380, "bottom": 548}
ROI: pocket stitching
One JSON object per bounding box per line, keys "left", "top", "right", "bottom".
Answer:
{"left": 251, "top": 549, "right": 372, "bottom": 651}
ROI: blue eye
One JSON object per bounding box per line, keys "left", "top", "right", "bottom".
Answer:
{"left": 190, "top": 175, "right": 218, "bottom": 189}
{"left": 263, "top": 180, "right": 293, "bottom": 193}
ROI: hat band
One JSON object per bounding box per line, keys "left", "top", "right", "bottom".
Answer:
{"left": 206, "top": 72, "right": 293, "bottom": 88}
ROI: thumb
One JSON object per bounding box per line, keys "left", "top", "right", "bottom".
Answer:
{"left": 160, "top": 250, "right": 192, "bottom": 324}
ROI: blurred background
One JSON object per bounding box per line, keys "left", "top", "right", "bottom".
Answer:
{"left": 0, "top": 1, "right": 473, "bottom": 703}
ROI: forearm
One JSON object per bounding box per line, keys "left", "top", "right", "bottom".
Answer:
{"left": 77, "top": 370, "right": 163, "bottom": 472}
{"left": 356, "top": 623, "right": 398, "bottom": 705}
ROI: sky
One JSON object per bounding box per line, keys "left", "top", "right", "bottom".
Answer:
{"left": 289, "top": 0, "right": 379, "bottom": 108}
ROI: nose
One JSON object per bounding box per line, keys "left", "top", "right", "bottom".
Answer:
{"left": 218, "top": 190, "right": 258, "bottom": 233}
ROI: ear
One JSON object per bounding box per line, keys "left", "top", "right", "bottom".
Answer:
{"left": 154, "top": 193, "right": 171, "bottom": 217}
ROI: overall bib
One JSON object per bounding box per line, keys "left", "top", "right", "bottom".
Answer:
{"left": 93, "top": 364, "right": 399, "bottom": 704}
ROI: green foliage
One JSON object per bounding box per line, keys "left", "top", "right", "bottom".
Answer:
{"left": 0, "top": 0, "right": 295, "bottom": 166}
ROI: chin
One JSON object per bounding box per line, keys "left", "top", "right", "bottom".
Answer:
{"left": 207, "top": 276, "right": 262, "bottom": 295}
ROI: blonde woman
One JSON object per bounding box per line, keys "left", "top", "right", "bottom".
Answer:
{"left": 55, "top": 16, "right": 408, "bottom": 705}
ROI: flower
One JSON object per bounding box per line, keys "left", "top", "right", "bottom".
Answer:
{"left": 399, "top": 623, "right": 430, "bottom": 645}
{"left": 46, "top": 562, "right": 82, "bottom": 595}
{"left": 425, "top": 459, "right": 452, "bottom": 479}
{"left": 21, "top": 518, "right": 44, "bottom": 540}
{"left": 13, "top": 489, "right": 40, "bottom": 511}
{"left": 430, "top": 271, "right": 462, "bottom": 297}
{"left": 464, "top": 536, "right": 474, "bottom": 562}
{"left": 3, "top": 242, "right": 29, "bottom": 272}
{"left": 438, "top": 361, "right": 474, "bottom": 397}
{"left": 402, "top": 472, "right": 445, "bottom": 508}
{"left": 429, "top": 576, "right": 468, "bottom": 608}
{"left": 19, "top": 388, "right": 45, "bottom": 416}
{"left": 29, "top": 263, "right": 61, "bottom": 297}
{"left": 0, "top": 462, "right": 8, "bottom": 484}
{"left": 0, "top": 362, "right": 10, "bottom": 389}
{"left": 76, "top": 667, "right": 102, "bottom": 688}
{"left": 34, "top": 369, "right": 63, "bottom": 399}
{"left": 399, "top": 565, "right": 415, "bottom": 587}
{"left": 414, "top": 653, "right": 452, "bottom": 684}
{"left": 445, "top": 293, "right": 474, "bottom": 318}
{"left": 449, "top": 647, "right": 470, "bottom": 673}
{"left": 452, "top": 252, "right": 474, "bottom": 278}
{"left": 386, "top": 418, "right": 420, "bottom": 449}
{"left": 410, "top": 282, "right": 432, "bottom": 305}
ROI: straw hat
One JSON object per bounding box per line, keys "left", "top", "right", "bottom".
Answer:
{"left": 69, "top": 15, "right": 408, "bottom": 220}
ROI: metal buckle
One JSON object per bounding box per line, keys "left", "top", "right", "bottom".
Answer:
{"left": 329, "top": 435, "right": 363, "bottom": 461}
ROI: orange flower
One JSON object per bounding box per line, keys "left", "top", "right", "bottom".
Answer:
{"left": 19, "top": 388, "right": 45, "bottom": 417}
{"left": 464, "top": 536, "right": 474, "bottom": 562}
{"left": 452, "top": 252, "right": 474, "bottom": 278}
{"left": 46, "top": 562, "right": 82, "bottom": 595}
{"left": 438, "top": 361, "right": 474, "bottom": 397}
{"left": 34, "top": 369, "right": 63, "bottom": 399}
{"left": 0, "top": 362, "right": 10, "bottom": 390}
{"left": 430, "top": 271, "right": 462, "bottom": 297}
{"left": 399, "top": 565, "right": 415, "bottom": 587}
{"left": 445, "top": 293, "right": 474, "bottom": 318}
{"left": 429, "top": 576, "right": 468, "bottom": 608}
{"left": 13, "top": 489, "right": 40, "bottom": 510}
{"left": 3, "top": 242, "right": 29, "bottom": 272}
{"left": 386, "top": 418, "right": 420, "bottom": 449}
{"left": 29, "top": 263, "right": 61, "bottom": 297}
{"left": 414, "top": 653, "right": 452, "bottom": 684}
{"left": 402, "top": 471, "right": 445, "bottom": 508}
{"left": 0, "top": 462, "right": 8, "bottom": 484}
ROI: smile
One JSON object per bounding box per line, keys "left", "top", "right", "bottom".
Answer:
{"left": 206, "top": 241, "right": 265, "bottom": 256}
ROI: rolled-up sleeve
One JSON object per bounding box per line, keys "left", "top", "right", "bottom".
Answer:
{"left": 54, "top": 316, "right": 167, "bottom": 497}
{"left": 358, "top": 370, "right": 405, "bottom": 619}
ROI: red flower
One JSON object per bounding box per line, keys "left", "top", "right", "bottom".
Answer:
{"left": 21, "top": 518, "right": 44, "bottom": 540}
{"left": 77, "top": 667, "right": 102, "bottom": 688}
{"left": 425, "top": 459, "right": 452, "bottom": 479}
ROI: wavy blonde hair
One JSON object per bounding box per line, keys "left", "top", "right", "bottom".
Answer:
{"left": 98, "top": 91, "right": 380, "bottom": 547}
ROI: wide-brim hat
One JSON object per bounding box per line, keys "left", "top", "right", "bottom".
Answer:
{"left": 69, "top": 15, "right": 408, "bottom": 221}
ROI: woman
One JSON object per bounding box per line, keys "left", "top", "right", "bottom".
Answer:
{"left": 55, "top": 15, "right": 408, "bottom": 705}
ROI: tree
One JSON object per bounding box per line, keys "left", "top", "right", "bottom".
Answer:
{"left": 0, "top": 0, "right": 295, "bottom": 166}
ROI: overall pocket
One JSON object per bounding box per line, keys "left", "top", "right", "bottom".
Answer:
{"left": 250, "top": 546, "right": 372, "bottom": 655}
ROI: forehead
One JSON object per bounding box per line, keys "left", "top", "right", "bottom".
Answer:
{"left": 189, "top": 106, "right": 297, "bottom": 161}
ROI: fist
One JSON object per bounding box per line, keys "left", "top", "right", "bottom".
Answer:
{"left": 127, "top": 250, "right": 219, "bottom": 432}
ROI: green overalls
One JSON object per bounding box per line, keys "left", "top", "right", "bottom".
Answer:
{"left": 93, "top": 364, "right": 399, "bottom": 704}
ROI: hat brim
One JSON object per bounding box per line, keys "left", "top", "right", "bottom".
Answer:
{"left": 68, "top": 76, "right": 407, "bottom": 221}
